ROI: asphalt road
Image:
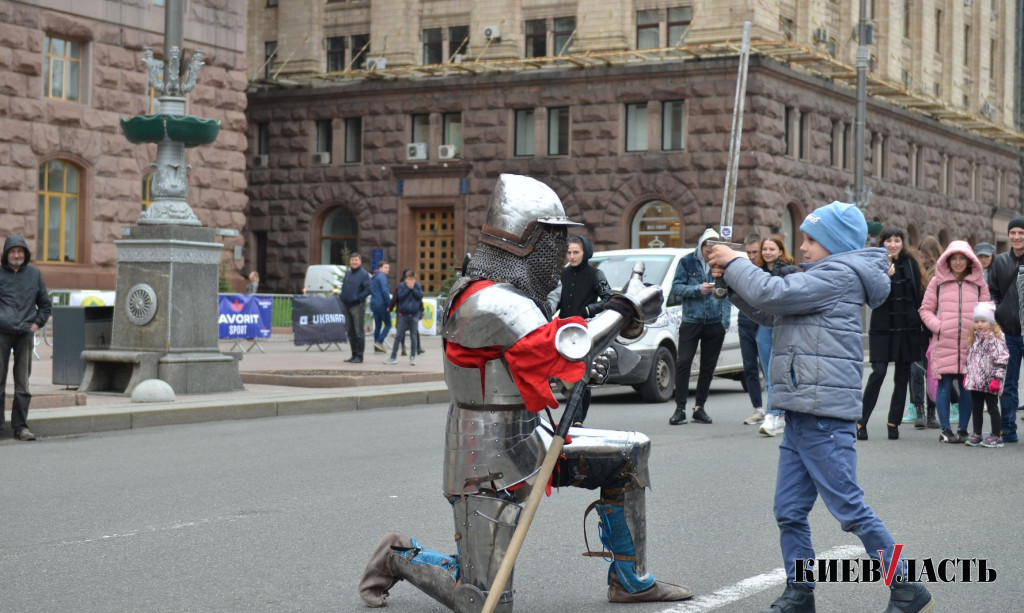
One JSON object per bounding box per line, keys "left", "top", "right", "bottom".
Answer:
{"left": 2, "top": 378, "right": 1022, "bottom": 612}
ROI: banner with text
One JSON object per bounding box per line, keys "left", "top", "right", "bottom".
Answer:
{"left": 291, "top": 295, "right": 347, "bottom": 346}
{"left": 218, "top": 294, "right": 273, "bottom": 339}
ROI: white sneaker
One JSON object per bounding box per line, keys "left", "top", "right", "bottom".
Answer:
{"left": 410, "top": 356, "right": 416, "bottom": 366}
{"left": 743, "top": 411, "right": 766, "bottom": 425}
{"left": 384, "top": 358, "right": 397, "bottom": 365}
{"left": 763, "top": 413, "right": 786, "bottom": 436}
{"left": 759, "top": 414, "right": 779, "bottom": 436}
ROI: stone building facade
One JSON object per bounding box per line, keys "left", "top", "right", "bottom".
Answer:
{"left": 0, "top": 0, "right": 248, "bottom": 291}
{"left": 246, "top": 0, "right": 1024, "bottom": 294}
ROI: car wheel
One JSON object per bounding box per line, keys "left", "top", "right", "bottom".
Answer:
{"left": 638, "top": 346, "right": 675, "bottom": 403}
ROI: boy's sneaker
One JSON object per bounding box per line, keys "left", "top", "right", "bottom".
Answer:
{"left": 885, "top": 581, "right": 934, "bottom": 612}
{"left": 759, "top": 583, "right": 814, "bottom": 613}
{"left": 759, "top": 414, "right": 777, "bottom": 436}
{"left": 1002, "top": 432, "right": 1018, "bottom": 443}
{"left": 744, "top": 411, "right": 765, "bottom": 425}
{"left": 410, "top": 356, "right": 416, "bottom": 366}
{"left": 964, "top": 433, "right": 984, "bottom": 446}
{"left": 981, "top": 435, "right": 1004, "bottom": 448}
{"left": 383, "top": 358, "right": 397, "bottom": 365}
{"left": 939, "top": 429, "right": 958, "bottom": 443}
{"left": 956, "top": 429, "right": 969, "bottom": 444}
{"left": 762, "top": 414, "right": 785, "bottom": 436}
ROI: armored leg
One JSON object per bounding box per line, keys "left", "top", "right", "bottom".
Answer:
{"left": 359, "top": 531, "right": 461, "bottom": 610}
{"left": 451, "top": 493, "right": 521, "bottom": 613}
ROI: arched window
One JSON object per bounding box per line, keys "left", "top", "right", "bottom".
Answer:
{"left": 37, "top": 159, "right": 80, "bottom": 263}
{"left": 782, "top": 203, "right": 800, "bottom": 255}
{"left": 320, "top": 206, "right": 358, "bottom": 264}
{"left": 630, "top": 200, "right": 681, "bottom": 248}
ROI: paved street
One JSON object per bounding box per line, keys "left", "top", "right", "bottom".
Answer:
{"left": 2, "top": 378, "right": 1024, "bottom": 612}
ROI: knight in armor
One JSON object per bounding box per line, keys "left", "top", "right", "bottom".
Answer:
{"left": 359, "top": 174, "right": 693, "bottom": 611}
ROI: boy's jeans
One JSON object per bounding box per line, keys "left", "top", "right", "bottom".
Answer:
{"left": 371, "top": 304, "right": 391, "bottom": 344}
{"left": 775, "top": 411, "right": 904, "bottom": 586}
{"left": 737, "top": 314, "right": 762, "bottom": 409}
{"left": 936, "top": 374, "right": 972, "bottom": 432}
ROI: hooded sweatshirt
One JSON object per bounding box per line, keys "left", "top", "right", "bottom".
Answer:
{"left": 919, "top": 241, "right": 990, "bottom": 376}
{"left": 0, "top": 235, "right": 52, "bottom": 335}
{"left": 723, "top": 247, "right": 890, "bottom": 421}
{"left": 557, "top": 236, "right": 612, "bottom": 318}
{"left": 669, "top": 228, "right": 731, "bottom": 326}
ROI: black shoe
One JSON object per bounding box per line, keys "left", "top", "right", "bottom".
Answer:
{"left": 13, "top": 428, "right": 36, "bottom": 441}
{"left": 344, "top": 357, "right": 358, "bottom": 363}
{"left": 669, "top": 407, "right": 687, "bottom": 425}
{"left": 956, "top": 429, "right": 969, "bottom": 444}
{"left": 926, "top": 406, "right": 940, "bottom": 429}
{"left": 691, "top": 407, "right": 712, "bottom": 424}
{"left": 760, "top": 583, "right": 815, "bottom": 613}
{"left": 887, "top": 424, "right": 899, "bottom": 440}
{"left": 857, "top": 423, "right": 868, "bottom": 441}
{"left": 417, "top": 349, "right": 426, "bottom": 355}
{"left": 884, "top": 582, "right": 934, "bottom": 612}
{"left": 348, "top": 357, "right": 363, "bottom": 364}
{"left": 939, "top": 429, "right": 958, "bottom": 443}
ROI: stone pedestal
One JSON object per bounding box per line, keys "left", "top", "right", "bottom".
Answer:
{"left": 79, "top": 225, "right": 243, "bottom": 395}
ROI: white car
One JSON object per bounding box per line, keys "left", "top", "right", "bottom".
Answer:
{"left": 587, "top": 248, "right": 746, "bottom": 403}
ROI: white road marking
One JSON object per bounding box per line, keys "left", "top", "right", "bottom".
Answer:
{"left": 54, "top": 513, "right": 254, "bottom": 547}
{"left": 659, "top": 544, "right": 866, "bottom": 612}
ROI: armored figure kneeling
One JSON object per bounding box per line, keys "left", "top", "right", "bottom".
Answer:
{"left": 359, "top": 174, "right": 693, "bottom": 611}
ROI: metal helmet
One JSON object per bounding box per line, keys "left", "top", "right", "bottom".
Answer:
{"left": 480, "top": 174, "right": 582, "bottom": 256}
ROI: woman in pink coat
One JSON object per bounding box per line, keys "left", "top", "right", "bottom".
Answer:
{"left": 918, "top": 240, "right": 990, "bottom": 443}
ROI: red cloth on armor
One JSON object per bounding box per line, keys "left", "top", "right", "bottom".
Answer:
{"left": 444, "top": 279, "right": 587, "bottom": 412}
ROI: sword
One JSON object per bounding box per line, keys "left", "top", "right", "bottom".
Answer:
{"left": 710, "top": 21, "right": 752, "bottom": 299}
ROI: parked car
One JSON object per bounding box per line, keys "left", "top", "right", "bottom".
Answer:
{"left": 586, "top": 248, "right": 746, "bottom": 403}
{"left": 302, "top": 264, "right": 347, "bottom": 295}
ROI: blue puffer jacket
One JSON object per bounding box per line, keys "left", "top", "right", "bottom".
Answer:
{"left": 395, "top": 281, "right": 423, "bottom": 317}
{"left": 669, "top": 228, "right": 731, "bottom": 327}
{"left": 723, "top": 247, "right": 890, "bottom": 421}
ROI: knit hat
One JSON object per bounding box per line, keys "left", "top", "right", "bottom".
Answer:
{"left": 974, "top": 242, "right": 996, "bottom": 257}
{"left": 1009, "top": 217, "right": 1024, "bottom": 232}
{"left": 799, "top": 201, "right": 867, "bottom": 255}
{"left": 974, "top": 301, "right": 996, "bottom": 323}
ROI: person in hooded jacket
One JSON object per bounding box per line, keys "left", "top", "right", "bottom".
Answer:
{"left": 667, "top": 228, "right": 731, "bottom": 426}
{"left": 919, "top": 240, "right": 990, "bottom": 443}
{"left": 555, "top": 235, "right": 612, "bottom": 425}
{"left": 0, "top": 235, "right": 52, "bottom": 441}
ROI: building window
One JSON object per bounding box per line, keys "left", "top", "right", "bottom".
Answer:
{"left": 903, "top": 0, "right": 911, "bottom": 38}
{"left": 37, "top": 159, "right": 80, "bottom": 263}
{"left": 625, "top": 103, "right": 648, "bottom": 152}
{"left": 841, "top": 122, "right": 851, "bottom": 169}
{"left": 43, "top": 36, "right": 82, "bottom": 102}
{"left": 514, "top": 109, "right": 535, "bottom": 156}
{"left": 667, "top": 7, "right": 692, "bottom": 46}
{"left": 327, "top": 36, "right": 346, "bottom": 72}
{"left": 780, "top": 16, "right": 795, "bottom": 41}
{"left": 526, "top": 19, "right": 547, "bottom": 58}
{"left": 267, "top": 0, "right": 277, "bottom": 6}
{"left": 631, "top": 200, "right": 681, "bottom": 248}
{"left": 799, "top": 113, "right": 809, "bottom": 160}
{"left": 553, "top": 17, "right": 576, "bottom": 56}
{"left": 315, "top": 120, "right": 332, "bottom": 162}
{"left": 662, "top": 100, "right": 686, "bottom": 150}
{"left": 964, "top": 26, "right": 971, "bottom": 67}
{"left": 411, "top": 114, "right": 430, "bottom": 145}
{"left": 344, "top": 117, "right": 362, "bottom": 163}
{"left": 636, "top": 10, "right": 659, "bottom": 50}
{"left": 548, "top": 107, "right": 569, "bottom": 155}
{"left": 423, "top": 28, "right": 443, "bottom": 65}
{"left": 320, "top": 207, "right": 358, "bottom": 265}
{"left": 970, "top": 162, "right": 978, "bottom": 200}
{"left": 350, "top": 34, "right": 369, "bottom": 69}
{"left": 944, "top": 155, "right": 954, "bottom": 195}
{"left": 880, "top": 135, "right": 890, "bottom": 180}
{"left": 442, "top": 112, "right": 462, "bottom": 151}
{"left": 449, "top": 26, "right": 470, "bottom": 61}
{"left": 784, "top": 107, "right": 793, "bottom": 156}
{"left": 257, "top": 122, "right": 270, "bottom": 155}
{"left": 142, "top": 173, "right": 153, "bottom": 211}
{"left": 264, "top": 41, "right": 277, "bottom": 78}
{"left": 935, "top": 10, "right": 942, "bottom": 54}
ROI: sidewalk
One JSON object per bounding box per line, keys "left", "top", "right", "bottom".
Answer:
{"left": 2, "top": 333, "right": 449, "bottom": 440}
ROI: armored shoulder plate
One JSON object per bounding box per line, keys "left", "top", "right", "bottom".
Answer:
{"left": 442, "top": 283, "right": 547, "bottom": 349}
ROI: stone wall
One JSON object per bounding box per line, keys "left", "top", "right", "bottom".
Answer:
{"left": 246, "top": 56, "right": 1021, "bottom": 294}
{"left": 0, "top": 0, "right": 248, "bottom": 291}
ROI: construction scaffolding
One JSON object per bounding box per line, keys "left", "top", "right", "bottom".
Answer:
{"left": 259, "top": 38, "right": 1024, "bottom": 148}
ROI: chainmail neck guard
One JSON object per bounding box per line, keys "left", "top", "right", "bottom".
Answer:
{"left": 466, "top": 228, "right": 567, "bottom": 308}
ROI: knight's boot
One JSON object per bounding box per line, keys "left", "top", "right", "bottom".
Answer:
{"left": 587, "top": 488, "right": 693, "bottom": 603}
{"left": 358, "top": 532, "right": 460, "bottom": 609}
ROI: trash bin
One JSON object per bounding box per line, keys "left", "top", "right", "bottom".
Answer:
{"left": 52, "top": 306, "right": 114, "bottom": 386}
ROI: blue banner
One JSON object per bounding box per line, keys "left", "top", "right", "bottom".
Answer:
{"left": 218, "top": 294, "right": 272, "bottom": 339}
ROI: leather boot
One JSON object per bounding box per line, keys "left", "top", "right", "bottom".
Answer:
{"left": 359, "top": 531, "right": 413, "bottom": 607}
{"left": 607, "top": 569, "right": 693, "bottom": 603}
{"left": 926, "top": 405, "right": 940, "bottom": 429}
{"left": 914, "top": 404, "right": 927, "bottom": 429}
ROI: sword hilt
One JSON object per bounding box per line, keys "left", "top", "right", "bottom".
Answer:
{"left": 704, "top": 240, "right": 743, "bottom": 300}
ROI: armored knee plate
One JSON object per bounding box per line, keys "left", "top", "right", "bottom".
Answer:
{"left": 453, "top": 494, "right": 523, "bottom": 610}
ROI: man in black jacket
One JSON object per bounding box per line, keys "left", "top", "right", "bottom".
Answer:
{"left": 988, "top": 216, "right": 1024, "bottom": 443}
{"left": 0, "top": 235, "right": 51, "bottom": 441}
{"left": 339, "top": 252, "right": 371, "bottom": 363}
{"left": 555, "top": 235, "right": 612, "bottom": 424}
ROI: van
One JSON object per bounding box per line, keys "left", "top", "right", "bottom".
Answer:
{"left": 302, "top": 265, "right": 347, "bottom": 295}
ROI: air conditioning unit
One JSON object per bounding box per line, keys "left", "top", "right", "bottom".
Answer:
{"left": 313, "top": 151, "right": 331, "bottom": 165}
{"left": 483, "top": 25, "right": 501, "bottom": 40}
{"left": 438, "top": 144, "right": 458, "bottom": 159}
{"left": 365, "top": 56, "right": 387, "bottom": 70}
{"left": 813, "top": 28, "right": 829, "bottom": 43}
{"left": 407, "top": 142, "right": 427, "bottom": 160}
{"left": 253, "top": 154, "right": 269, "bottom": 168}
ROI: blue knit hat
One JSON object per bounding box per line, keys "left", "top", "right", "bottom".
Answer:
{"left": 799, "top": 201, "right": 867, "bottom": 255}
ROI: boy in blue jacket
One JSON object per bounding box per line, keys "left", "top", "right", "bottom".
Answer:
{"left": 707, "top": 201, "right": 934, "bottom": 613}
